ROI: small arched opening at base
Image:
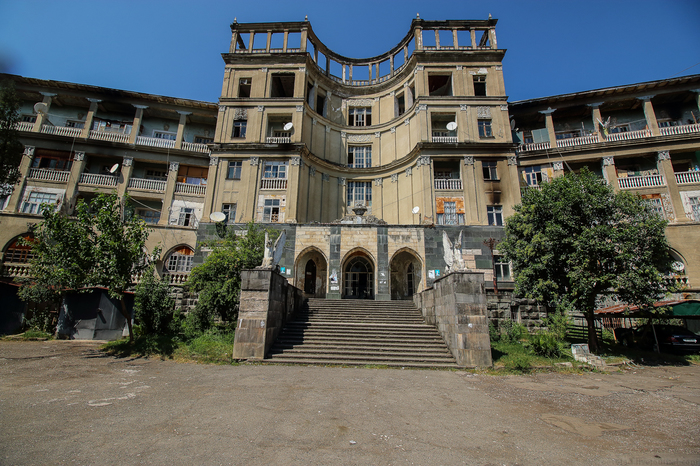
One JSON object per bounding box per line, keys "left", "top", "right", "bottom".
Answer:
{"left": 304, "top": 259, "right": 317, "bottom": 294}
{"left": 390, "top": 249, "right": 423, "bottom": 300}
{"left": 343, "top": 254, "right": 374, "bottom": 299}
{"left": 294, "top": 247, "right": 328, "bottom": 298}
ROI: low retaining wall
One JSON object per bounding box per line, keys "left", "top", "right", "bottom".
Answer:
{"left": 414, "top": 271, "right": 492, "bottom": 367}
{"left": 232, "top": 268, "right": 305, "bottom": 360}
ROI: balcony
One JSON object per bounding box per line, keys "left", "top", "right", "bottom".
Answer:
{"left": 41, "top": 125, "right": 82, "bottom": 138}
{"left": 432, "top": 136, "right": 458, "bottom": 143}
{"left": 89, "top": 129, "right": 129, "bottom": 144}
{"left": 128, "top": 178, "right": 166, "bottom": 192}
{"left": 675, "top": 171, "right": 700, "bottom": 185}
{"left": 15, "top": 121, "right": 34, "bottom": 132}
{"left": 555, "top": 134, "right": 601, "bottom": 148}
{"left": 181, "top": 141, "right": 211, "bottom": 153}
{"left": 27, "top": 168, "right": 70, "bottom": 183}
{"left": 618, "top": 174, "right": 665, "bottom": 189}
{"left": 136, "top": 136, "right": 175, "bottom": 149}
{"left": 174, "top": 182, "right": 206, "bottom": 196}
{"left": 266, "top": 136, "right": 291, "bottom": 144}
{"left": 519, "top": 141, "right": 551, "bottom": 152}
{"left": 260, "top": 178, "right": 287, "bottom": 190}
{"left": 605, "top": 128, "right": 652, "bottom": 142}
{"left": 660, "top": 123, "right": 700, "bottom": 136}
{"left": 1, "top": 263, "right": 31, "bottom": 278}
{"left": 434, "top": 179, "right": 463, "bottom": 190}
{"left": 79, "top": 173, "right": 118, "bottom": 187}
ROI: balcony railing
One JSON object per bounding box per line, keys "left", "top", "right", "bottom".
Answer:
{"left": 181, "top": 141, "right": 211, "bottom": 153}
{"left": 675, "top": 171, "right": 700, "bottom": 185}
{"left": 265, "top": 136, "right": 291, "bottom": 144}
{"left": 556, "top": 134, "right": 601, "bottom": 148}
{"left": 41, "top": 125, "right": 82, "bottom": 138}
{"left": 15, "top": 121, "right": 35, "bottom": 132}
{"left": 432, "top": 136, "right": 458, "bottom": 143}
{"left": 260, "top": 178, "right": 288, "bottom": 190}
{"left": 89, "top": 130, "right": 129, "bottom": 143}
{"left": 175, "top": 182, "right": 206, "bottom": 195}
{"left": 659, "top": 123, "right": 700, "bottom": 136}
{"left": 434, "top": 179, "right": 463, "bottom": 190}
{"left": 136, "top": 136, "right": 176, "bottom": 149}
{"left": 79, "top": 173, "right": 118, "bottom": 187}
{"left": 27, "top": 168, "right": 70, "bottom": 183}
{"left": 618, "top": 174, "right": 665, "bottom": 189}
{"left": 1, "top": 263, "right": 31, "bottom": 278}
{"left": 128, "top": 177, "right": 166, "bottom": 192}
{"left": 519, "top": 141, "right": 551, "bottom": 152}
{"left": 605, "top": 128, "right": 652, "bottom": 142}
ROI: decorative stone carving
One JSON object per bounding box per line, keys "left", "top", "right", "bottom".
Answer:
{"left": 374, "top": 132, "right": 381, "bottom": 138}
{"left": 477, "top": 106, "right": 491, "bottom": 118}
{"left": 417, "top": 156, "right": 431, "bottom": 167}
{"left": 322, "top": 173, "right": 329, "bottom": 182}
{"left": 296, "top": 105, "right": 304, "bottom": 112}
{"left": 657, "top": 150, "right": 671, "bottom": 161}
{"left": 209, "top": 157, "right": 219, "bottom": 166}
{"left": 347, "top": 99, "right": 374, "bottom": 107}
{"left": 169, "top": 162, "right": 179, "bottom": 172}
{"left": 404, "top": 118, "right": 410, "bottom": 125}
{"left": 256, "top": 106, "right": 264, "bottom": 112}
{"left": 374, "top": 177, "right": 383, "bottom": 186}
{"left": 312, "top": 117, "right": 317, "bottom": 125}
{"left": 348, "top": 134, "right": 372, "bottom": 143}
{"left": 218, "top": 105, "right": 226, "bottom": 112}
{"left": 390, "top": 127, "right": 396, "bottom": 133}
{"left": 298, "top": 67, "right": 306, "bottom": 72}
{"left": 290, "top": 156, "right": 301, "bottom": 166}
{"left": 23, "top": 146, "right": 35, "bottom": 156}
{"left": 309, "top": 167, "right": 316, "bottom": 176}
{"left": 233, "top": 108, "right": 248, "bottom": 120}
{"left": 74, "top": 151, "right": 85, "bottom": 162}
{"left": 261, "top": 67, "right": 268, "bottom": 73}
{"left": 456, "top": 65, "right": 463, "bottom": 71}
{"left": 390, "top": 91, "right": 395, "bottom": 97}
{"left": 338, "top": 177, "right": 346, "bottom": 186}
{"left": 460, "top": 104, "right": 468, "bottom": 111}
{"left": 463, "top": 155, "right": 474, "bottom": 165}
{"left": 341, "top": 132, "right": 347, "bottom": 139}
{"left": 391, "top": 173, "right": 398, "bottom": 183}
{"left": 415, "top": 104, "right": 427, "bottom": 114}
{"left": 122, "top": 156, "right": 133, "bottom": 167}
{"left": 495, "top": 65, "right": 503, "bottom": 71}
{"left": 250, "top": 157, "right": 259, "bottom": 166}
{"left": 405, "top": 167, "right": 412, "bottom": 177}
{"left": 661, "top": 192, "right": 675, "bottom": 219}
{"left": 500, "top": 105, "right": 508, "bottom": 111}
{"left": 507, "top": 156, "right": 518, "bottom": 166}
{"left": 553, "top": 161, "right": 564, "bottom": 171}
{"left": 602, "top": 156, "right": 615, "bottom": 166}
{"left": 325, "top": 125, "right": 330, "bottom": 133}
{"left": 374, "top": 97, "right": 379, "bottom": 102}
{"left": 416, "top": 65, "right": 424, "bottom": 71}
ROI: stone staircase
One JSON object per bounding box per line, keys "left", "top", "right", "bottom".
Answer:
{"left": 266, "top": 298, "right": 459, "bottom": 368}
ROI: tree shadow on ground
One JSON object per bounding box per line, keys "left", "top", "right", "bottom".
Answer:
{"left": 101, "top": 335, "right": 178, "bottom": 359}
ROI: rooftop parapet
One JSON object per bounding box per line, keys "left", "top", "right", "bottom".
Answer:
{"left": 226, "top": 18, "right": 499, "bottom": 87}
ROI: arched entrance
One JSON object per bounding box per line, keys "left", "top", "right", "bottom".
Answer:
{"left": 304, "top": 260, "right": 317, "bottom": 294}
{"left": 344, "top": 255, "right": 374, "bottom": 299}
{"left": 390, "top": 249, "right": 423, "bottom": 300}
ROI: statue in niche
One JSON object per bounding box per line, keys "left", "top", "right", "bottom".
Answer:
{"left": 443, "top": 231, "right": 465, "bottom": 273}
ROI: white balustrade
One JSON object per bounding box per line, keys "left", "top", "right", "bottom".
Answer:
{"left": 41, "top": 125, "right": 82, "bottom": 138}
{"left": 2, "top": 264, "right": 32, "bottom": 278}
{"left": 675, "top": 171, "right": 700, "bottom": 185}
{"left": 434, "top": 179, "right": 463, "bottom": 190}
{"left": 265, "top": 136, "right": 291, "bottom": 144}
{"left": 618, "top": 174, "right": 665, "bottom": 189}
{"left": 128, "top": 177, "right": 166, "bottom": 192}
{"left": 555, "top": 133, "right": 601, "bottom": 148}
{"left": 659, "top": 123, "right": 700, "bottom": 136}
{"left": 260, "top": 178, "right": 288, "bottom": 190}
{"left": 432, "top": 136, "right": 458, "bottom": 143}
{"left": 518, "top": 141, "right": 551, "bottom": 152}
{"left": 79, "top": 173, "right": 118, "bottom": 187}
{"left": 27, "top": 168, "right": 70, "bottom": 182}
{"left": 89, "top": 130, "right": 129, "bottom": 143}
{"left": 604, "top": 129, "right": 651, "bottom": 142}
{"left": 15, "top": 121, "right": 35, "bottom": 132}
{"left": 163, "top": 272, "right": 190, "bottom": 285}
{"left": 136, "top": 136, "right": 176, "bottom": 149}
{"left": 181, "top": 141, "right": 211, "bottom": 153}
{"left": 175, "top": 182, "right": 206, "bottom": 195}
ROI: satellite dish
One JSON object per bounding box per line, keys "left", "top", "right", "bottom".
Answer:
{"left": 510, "top": 119, "right": 516, "bottom": 130}
{"left": 210, "top": 212, "right": 226, "bottom": 223}
{"left": 671, "top": 261, "right": 685, "bottom": 272}
{"left": 109, "top": 164, "right": 119, "bottom": 173}
{"left": 412, "top": 206, "right": 420, "bottom": 214}
{"left": 446, "top": 121, "right": 457, "bottom": 131}
{"left": 33, "top": 102, "right": 48, "bottom": 115}
{"left": 283, "top": 122, "right": 294, "bottom": 131}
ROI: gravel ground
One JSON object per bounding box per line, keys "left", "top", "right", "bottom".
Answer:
{"left": 0, "top": 340, "right": 699, "bottom": 466}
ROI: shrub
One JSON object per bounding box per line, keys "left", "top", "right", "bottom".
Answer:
{"left": 527, "top": 331, "right": 563, "bottom": 358}
{"left": 544, "top": 311, "right": 570, "bottom": 341}
{"left": 134, "top": 267, "right": 175, "bottom": 335}
{"left": 489, "top": 321, "right": 499, "bottom": 342}
{"left": 499, "top": 319, "right": 527, "bottom": 344}
{"left": 504, "top": 354, "right": 531, "bottom": 372}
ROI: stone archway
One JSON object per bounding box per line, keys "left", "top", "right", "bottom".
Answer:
{"left": 343, "top": 254, "right": 374, "bottom": 299}
{"left": 294, "top": 248, "right": 327, "bottom": 298}
{"left": 390, "top": 249, "right": 423, "bottom": 300}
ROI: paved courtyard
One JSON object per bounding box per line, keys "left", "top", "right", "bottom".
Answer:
{"left": 1, "top": 340, "right": 699, "bottom": 465}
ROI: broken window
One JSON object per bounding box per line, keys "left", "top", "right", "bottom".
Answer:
{"left": 349, "top": 107, "right": 372, "bottom": 127}
{"left": 473, "top": 75, "right": 486, "bottom": 96}
{"left": 263, "top": 199, "right": 280, "bottom": 222}
{"left": 478, "top": 119, "right": 492, "bottom": 138}
{"left": 270, "top": 73, "right": 295, "bottom": 98}
{"left": 316, "top": 91, "right": 326, "bottom": 116}
{"left": 178, "top": 207, "right": 195, "bottom": 227}
{"left": 522, "top": 166, "right": 543, "bottom": 186}
{"left": 222, "top": 203, "right": 237, "bottom": 224}
{"left": 428, "top": 74, "right": 452, "bottom": 96}
{"left": 232, "top": 120, "right": 247, "bottom": 138}
{"left": 238, "top": 78, "right": 251, "bottom": 98}
{"left": 348, "top": 146, "right": 371, "bottom": 168}
{"left": 396, "top": 93, "right": 406, "bottom": 117}
{"left": 137, "top": 209, "right": 160, "bottom": 224}
{"left": 487, "top": 206, "right": 503, "bottom": 226}
{"left": 436, "top": 201, "right": 464, "bottom": 225}
{"left": 482, "top": 161, "right": 498, "bottom": 180}
{"left": 165, "top": 246, "right": 194, "bottom": 273}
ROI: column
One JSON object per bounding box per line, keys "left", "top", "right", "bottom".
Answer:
{"left": 175, "top": 111, "right": 190, "bottom": 150}
{"left": 552, "top": 161, "right": 564, "bottom": 178}
{"left": 201, "top": 157, "right": 219, "bottom": 222}
{"left": 158, "top": 162, "right": 179, "bottom": 226}
{"left": 539, "top": 108, "right": 557, "bottom": 148}
{"left": 117, "top": 156, "right": 134, "bottom": 198}
{"left": 80, "top": 99, "right": 101, "bottom": 139}
{"left": 129, "top": 105, "right": 147, "bottom": 144}
{"left": 64, "top": 151, "right": 87, "bottom": 215}
{"left": 693, "top": 89, "right": 700, "bottom": 116}
{"left": 588, "top": 102, "right": 603, "bottom": 140}
{"left": 507, "top": 155, "right": 521, "bottom": 205}
{"left": 285, "top": 156, "right": 301, "bottom": 223}
{"left": 282, "top": 30, "right": 288, "bottom": 52}
{"left": 5, "top": 146, "right": 35, "bottom": 212}
{"left": 419, "top": 157, "right": 433, "bottom": 222}
{"left": 657, "top": 150, "right": 687, "bottom": 223}
{"left": 300, "top": 28, "right": 308, "bottom": 52}
{"left": 462, "top": 155, "right": 479, "bottom": 224}
{"left": 413, "top": 25, "right": 423, "bottom": 50}
{"left": 308, "top": 82, "right": 317, "bottom": 110}
{"left": 32, "top": 93, "right": 56, "bottom": 132}
{"left": 265, "top": 31, "right": 271, "bottom": 52}
{"left": 639, "top": 96, "right": 659, "bottom": 136}
{"left": 601, "top": 156, "right": 619, "bottom": 191}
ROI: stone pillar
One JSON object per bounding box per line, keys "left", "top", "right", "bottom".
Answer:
{"left": 201, "top": 156, "right": 219, "bottom": 222}
{"left": 129, "top": 105, "right": 147, "bottom": 144}
{"left": 552, "top": 161, "right": 564, "bottom": 178}
{"left": 507, "top": 155, "right": 521, "bottom": 204}
{"left": 540, "top": 108, "right": 557, "bottom": 148}
{"left": 285, "top": 156, "right": 301, "bottom": 223}
{"left": 462, "top": 155, "right": 479, "bottom": 225}
{"left": 282, "top": 31, "right": 288, "bottom": 52}
{"left": 376, "top": 226, "right": 390, "bottom": 301}
{"left": 5, "top": 146, "right": 35, "bottom": 212}
{"left": 158, "top": 162, "right": 179, "bottom": 226}
{"left": 327, "top": 225, "right": 342, "bottom": 299}
{"left": 601, "top": 156, "right": 619, "bottom": 191}
{"left": 300, "top": 28, "right": 308, "bottom": 52}
{"left": 117, "top": 156, "right": 134, "bottom": 198}
{"left": 80, "top": 99, "right": 101, "bottom": 139}
{"left": 639, "top": 96, "right": 660, "bottom": 136}
{"left": 656, "top": 150, "right": 687, "bottom": 223}
{"left": 588, "top": 102, "right": 603, "bottom": 139}
{"left": 64, "top": 151, "right": 87, "bottom": 215}
{"left": 32, "top": 93, "right": 56, "bottom": 132}
{"left": 174, "top": 111, "right": 190, "bottom": 150}
{"left": 414, "top": 25, "right": 423, "bottom": 50}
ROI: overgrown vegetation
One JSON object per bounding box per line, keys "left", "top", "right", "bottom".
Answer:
{"left": 0, "top": 80, "right": 24, "bottom": 194}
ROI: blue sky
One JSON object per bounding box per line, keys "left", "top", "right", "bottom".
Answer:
{"left": 1, "top": 0, "right": 699, "bottom": 103}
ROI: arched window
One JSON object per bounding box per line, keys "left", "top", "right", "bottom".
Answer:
{"left": 4, "top": 234, "right": 35, "bottom": 264}
{"left": 164, "top": 246, "right": 194, "bottom": 273}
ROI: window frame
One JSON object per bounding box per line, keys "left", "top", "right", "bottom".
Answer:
{"left": 178, "top": 207, "right": 195, "bottom": 227}
{"left": 487, "top": 205, "right": 503, "bottom": 226}
{"left": 262, "top": 199, "right": 281, "bottom": 222}
{"left": 222, "top": 203, "right": 237, "bottom": 224}
{"left": 473, "top": 75, "right": 487, "bottom": 96}
{"left": 262, "top": 161, "right": 288, "bottom": 179}
{"left": 346, "top": 181, "right": 372, "bottom": 207}
{"left": 494, "top": 255, "right": 511, "bottom": 281}
{"left": 232, "top": 120, "right": 247, "bottom": 138}
{"left": 21, "top": 192, "right": 58, "bottom": 214}
{"left": 478, "top": 119, "right": 493, "bottom": 138}
{"left": 482, "top": 161, "right": 498, "bottom": 180}
{"left": 349, "top": 107, "right": 372, "bottom": 127}
{"left": 348, "top": 146, "right": 372, "bottom": 168}
{"left": 227, "top": 161, "right": 242, "bottom": 180}
{"left": 238, "top": 78, "right": 252, "bottom": 98}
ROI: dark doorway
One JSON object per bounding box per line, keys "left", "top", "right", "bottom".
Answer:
{"left": 407, "top": 262, "right": 415, "bottom": 296}
{"left": 304, "top": 260, "right": 316, "bottom": 294}
{"left": 344, "top": 256, "right": 373, "bottom": 299}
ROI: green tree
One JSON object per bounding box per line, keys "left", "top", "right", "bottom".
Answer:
{"left": 18, "top": 194, "right": 154, "bottom": 341}
{"left": 499, "top": 168, "right": 673, "bottom": 352}
{"left": 0, "top": 80, "right": 24, "bottom": 194}
{"left": 187, "top": 223, "right": 267, "bottom": 329}
{"left": 134, "top": 265, "right": 174, "bottom": 335}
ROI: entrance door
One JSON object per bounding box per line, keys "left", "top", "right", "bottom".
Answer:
{"left": 344, "top": 256, "right": 373, "bottom": 299}
{"left": 407, "top": 262, "right": 414, "bottom": 296}
{"left": 304, "top": 260, "right": 316, "bottom": 294}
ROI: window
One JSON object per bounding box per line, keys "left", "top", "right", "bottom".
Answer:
{"left": 92, "top": 119, "right": 131, "bottom": 134}
{"left": 22, "top": 192, "right": 57, "bottom": 214}
{"left": 178, "top": 207, "right": 195, "bottom": 227}
{"left": 222, "top": 203, "right": 237, "bottom": 224}
{"left": 522, "top": 130, "right": 534, "bottom": 144}
{"left": 263, "top": 161, "right": 287, "bottom": 179}
{"left": 4, "top": 235, "right": 34, "bottom": 263}
{"left": 645, "top": 198, "right": 665, "bottom": 219}
{"left": 316, "top": 92, "right": 326, "bottom": 116}
{"left": 487, "top": 206, "right": 503, "bottom": 226}
{"left": 153, "top": 131, "right": 176, "bottom": 140}
{"left": 428, "top": 75, "right": 452, "bottom": 96}
{"left": 137, "top": 209, "right": 160, "bottom": 224}
{"left": 347, "top": 181, "right": 372, "bottom": 207}
{"left": 689, "top": 196, "right": 700, "bottom": 222}
{"left": 194, "top": 136, "right": 213, "bottom": 144}
{"left": 349, "top": 108, "right": 372, "bottom": 127}
{"left": 165, "top": 247, "right": 194, "bottom": 273}
{"left": 65, "top": 120, "right": 84, "bottom": 129}
{"left": 232, "top": 120, "right": 247, "bottom": 138}
{"left": 145, "top": 169, "right": 167, "bottom": 181}
{"left": 523, "top": 166, "right": 543, "bottom": 186}
{"left": 436, "top": 201, "right": 465, "bottom": 225}
{"left": 494, "top": 255, "right": 511, "bottom": 280}
{"left": 396, "top": 93, "right": 406, "bottom": 117}
{"left": 348, "top": 146, "right": 371, "bottom": 168}
{"left": 478, "top": 120, "right": 492, "bottom": 138}
{"left": 227, "top": 161, "right": 242, "bottom": 179}
{"left": 610, "top": 124, "right": 629, "bottom": 134}
{"left": 555, "top": 130, "right": 580, "bottom": 140}
{"left": 473, "top": 75, "right": 486, "bottom": 96}
{"left": 263, "top": 199, "right": 280, "bottom": 222}
{"left": 21, "top": 114, "right": 37, "bottom": 123}
{"left": 31, "top": 153, "right": 71, "bottom": 171}
{"left": 482, "top": 161, "right": 498, "bottom": 180}
{"left": 270, "top": 73, "right": 295, "bottom": 98}
{"left": 238, "top": 78, "right": 251, "bottom": 98}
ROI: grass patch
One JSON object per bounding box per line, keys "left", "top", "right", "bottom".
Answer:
{"left": 490, "top": 340, "right": 578, "bottom": 373}
{"left": 1, "top": 329, "right": 54, "bottom": 341}
{"left": 173, "top": 332, "right": 237, "bottom": 364}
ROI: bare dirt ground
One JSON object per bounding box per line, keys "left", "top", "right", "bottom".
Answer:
{"left": 0, "top": 340, "right": 699, "bottom": 466}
